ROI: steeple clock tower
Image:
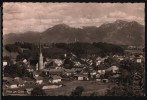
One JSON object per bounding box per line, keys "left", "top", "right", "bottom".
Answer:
{"left": 38, "top": 39, "right": 44, "bottom": 70}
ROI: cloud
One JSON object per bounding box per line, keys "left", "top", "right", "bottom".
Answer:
{"left": 109, "top": 11, "right": 127, "bottom": 18}
{"left": 3, "top": 3, "right": 145, "bottom": 34}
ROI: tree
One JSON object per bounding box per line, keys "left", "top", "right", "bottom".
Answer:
{"left": 5, "top": 44, "right": 20, "bottom": 58}
{"left": 4, "top": 62, "right": 30, "bottom": 78}
{"left": 63, "top": 58, "right": 74, "bottom": 69}
{"left": 105, "top": 59, "right": 145, "bottom": 96}
{"left": 31, "top": 87, "right": 46, "bottom": 96}
{"left": 71, "top": 86, "right": 84, "bottom": 96}
{"left": 104, "top": 56, "right": 118, "bottom": 67}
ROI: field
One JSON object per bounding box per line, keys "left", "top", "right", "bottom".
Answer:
{"left": 45, "top": 81, "right": 113, "bottom": 96}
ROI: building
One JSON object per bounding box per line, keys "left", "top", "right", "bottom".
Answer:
{"left": 7, "top": 80, "right": 19, "bottom": 89}
{"left": 49, "top": 75, "right": 62, "bottom": 83}
{"left": 3, "top": 77, "right": 13, "bottom": 83}
{"left": 38, "top": 40, "right": 44, "bottom": 70}
{"left": 64, "top": 69, "right": 76, "bottom": 76}
{"left": 3, "top": 61, "right": 8, "bottom": 67}
{"left": 23, "top": 77, "right": 34, "bottom": 84}
{"left": 33, "top": 71, "right": 42, "bottom": 78}
{"left": 35, "top": 76, "right": 43, "bottom": 84}
{"left": 74, "top": 74, "right": 89, "bottom": 81}
{"left": 105, "top": 66, "right": 119, "bottom": 73}
{"left": 136, "top": 57, "right": 144, "bottom": 63}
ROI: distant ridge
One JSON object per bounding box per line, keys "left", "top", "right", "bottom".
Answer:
{"left": 3, "top": 20, "right": 145, "bottom": 46}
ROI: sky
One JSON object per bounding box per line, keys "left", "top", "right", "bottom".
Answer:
{"left": 3, "top": 3, "right": 145, "bottom": 34}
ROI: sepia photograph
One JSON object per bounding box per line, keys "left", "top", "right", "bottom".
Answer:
{"left": 2, "top": 3, "right": 145, "bottom": 96}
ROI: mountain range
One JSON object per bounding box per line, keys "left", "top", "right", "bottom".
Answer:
{"left": 3, "top": 20, "right": 145, "bottom": 46}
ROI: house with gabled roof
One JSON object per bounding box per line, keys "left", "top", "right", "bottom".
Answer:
{"left": 7, "top": 80, "right": 19, "bottom": 89}
{"left": 7, "top": 79, "right": 25, "bottom": 89}
{"left": 35, "top": 76, "right": 43, "bottom": 84}
{"left": 22, "top": 77, "right": 34, "bottom": 84}
{"left": 48, "top": 69, "right": 64, "bottom": 76}
{"left": 33, "top": 71, "right": 42, "bottom": 78}
{"left": 64, "top": 68, "right": 76, "bottom": 76}
{"left": 74, "top": 74, "right": 89, "bottom": 81}
{"left": 49, "top": 75, "right": 62, "bottom": 83}
{"left": 105, "top": 66, "right": 119, "bottom": 73}
{"left": 3, "top": 77, "right": 13, "bottom": 83}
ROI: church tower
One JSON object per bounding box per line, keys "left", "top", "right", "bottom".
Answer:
{"left": 38, "top": 39, "right": 44, "bottom": 70}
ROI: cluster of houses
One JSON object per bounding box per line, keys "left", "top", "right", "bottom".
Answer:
{"left": 2, "top": 57, "right": 118, "bottom": 96}
{"left": 3, "top": 47, "right": 144, "bottom": 96}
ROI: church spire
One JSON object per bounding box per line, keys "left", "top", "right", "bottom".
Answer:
{"left": 38, "top": 35, "right": 44, "bottom": 70}
{"left": 39, "top": 38, "right": 42, "bottom": 54}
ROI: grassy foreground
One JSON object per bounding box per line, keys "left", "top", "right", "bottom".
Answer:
{"left": 45, "top": 81, "right": 112, "bottom": 96}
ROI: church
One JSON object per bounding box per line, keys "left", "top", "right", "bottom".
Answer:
{"left": 36, "top": 40, "right": 45, "bottom": 71}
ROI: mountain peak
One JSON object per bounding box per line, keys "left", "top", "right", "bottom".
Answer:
{"left": 114, "top": 20, "right": 128, "bottom": 24}
{"left": 53, "top": 23, "right": 70, "bottom": 29}
{"left": 129, "top": 21, "right": 141, "bottom": 25}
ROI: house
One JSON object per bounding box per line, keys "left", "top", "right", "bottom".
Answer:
{"left": 17, "top": 79, "right": 25, "bottom": 87}
{"left": 35, "top": 76, "right": 43, "bottom": 84}
{"left": 74, "top": 74, "right": 89, "bottom": 81}
{"left": 105, "top": 66, "right": 119, "bottom": 73}
{"left": 55, "top": 66, "right": 63, "bottom": 70}
{"left": 3, "top": 61, "right": 8, "bottom": 67}
{"left": 49, "top": 75, "right": 62, "bottom": 83}
{"left": 11, "top": 78, "right": 25, "bottom": 87}
{"left": 8, "top": 80, "right": 19, "bottom": 89}
{"left": 72, "top": 67, "right": 83, "bottom": 73}
{"left": 82, "top": 67, "right": 90, "bottom": 75}
{"left": 64, "top": 69, "right": 76, "bottom": 76}
{"left": 27, "top": 67, "right": 34, "bottom": 72}
{"left": 90, "top": 71, "right": 97, "bottom": 75}
{"left": 98, "top": 70, "right": 105, "bottom": 74}
{"left": 97, "top": 64, "right": 109, "bottom": 74}
{"left": 96, "top": 57, "right": 103, "bottom": 65}
{"left": 48, "top": 69, "right": 64, "bottom": 76}
{"left": 96, "top": 60, "right": 102, "bottom": 66}
{"left": 73, "top": 61, "right": 81, "bottom": 67}
{"left": 14, "top": 77, "right": 22, "bottom": 81}
{"left": 45, "top": 59, "right": 64, "bottom": 68}
{"left": 33, "top": 71, "right": 42, "bottom": 78}
{"left": 136, "top": 57, "right": 142, "bottom": 63}
{"left": 3, "top": 77, "right": 13, "bottom": 83}
{"left": 53, "top": 59, "right": 64, "bottom": 67}
{"left": 117, "top": 56, "right": 124, "bottom": 61}
{"left": 112, "top": 74, "right": 120, "bottom": 78}
{"left": 22, "top": 77, "right": 34, "bottom": 84}
{"left": 22, "top": 59, "right": 28, "bottom": 64}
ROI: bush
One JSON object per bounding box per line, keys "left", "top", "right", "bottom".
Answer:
{"left": 71, "top": 86, "right": 84, "bottom": 96}
{"left": 31, "top": 87, "right": 46, "bottom": 96}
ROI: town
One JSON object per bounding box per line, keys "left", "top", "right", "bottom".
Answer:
{"left": 3, "top": 41, "right": 145, "bottom": 96}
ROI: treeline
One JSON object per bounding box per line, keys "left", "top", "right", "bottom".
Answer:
{"left": 4, "top": 42, "right": 124, "bottom": 60}
{"left": 55, "top": 42, "right": 124, "bottom": 57}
